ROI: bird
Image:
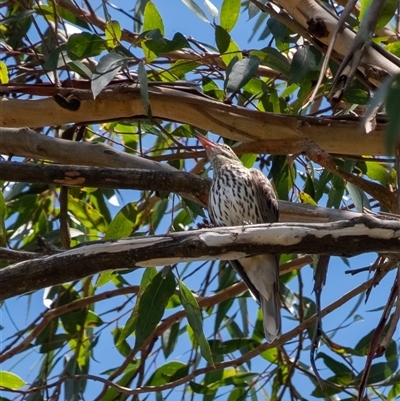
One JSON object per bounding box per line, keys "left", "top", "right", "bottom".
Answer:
{"left": 194, "top": 131, "right": 281, "bottom": 343}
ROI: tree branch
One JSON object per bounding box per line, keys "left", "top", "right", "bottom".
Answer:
{"left": 0, "top": 160, "right": 367, "bottom": 223}
{"left": 1, "top": 215, "right": 399, "bottom": 300}
{"left": 0, "top": 85, "right": 388, "bottom": 156}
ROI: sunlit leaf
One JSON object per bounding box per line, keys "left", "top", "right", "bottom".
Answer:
{"left": 105, "top": 20, "right": 122, "bottom": 48}
{"left": 0, "top": 371, "right": 26, "bottom": 390}
{"left": 220, "top": 0, "right": 240, "bottom": 33}
{"left": 0, "top": 61, "right": 9, "bottom": 83}
{"left": 104, "top": 202, "right": 138, "bottom": 240}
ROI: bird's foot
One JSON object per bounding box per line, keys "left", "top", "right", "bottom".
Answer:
{"left": 197, "top": 218, "right": 214, "bottom": 229}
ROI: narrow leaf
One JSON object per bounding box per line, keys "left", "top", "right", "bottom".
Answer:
{"left": 346, "top": 182, "right": 371, "bottom": 212}
{"left": 134, "top": 270, "right": 176, "bottom": 350}
{"left": 204, "top": 0, "right": 218, "bottom": 19}
{"left": 138, "top": 61, "right": 151, "bottom": 118}
{"left": 181, "top": 0, "right": 209, "bottom": 23}
{"left": 178, "top": 280, "right": 214, "bottom": 365}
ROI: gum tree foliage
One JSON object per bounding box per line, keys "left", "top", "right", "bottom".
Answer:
{"left": 1, "top": 0, "right": 400, "bottom": 400}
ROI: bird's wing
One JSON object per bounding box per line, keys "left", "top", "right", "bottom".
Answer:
{"left": 229, "top": 260, "right": 261, "bottom": 303}
{"left": 249, "top": 168, "right": 279, "bottom": 223}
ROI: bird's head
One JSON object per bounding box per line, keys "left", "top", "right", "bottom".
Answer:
{"left": 194, "top": 132, "right": 242, "bottom": 172}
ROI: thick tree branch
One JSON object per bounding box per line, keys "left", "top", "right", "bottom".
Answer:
{"left": 0, "top": 86, "right": 388, "bottom": 156}
{"left": 0, "top": 160, "right": 365, "bottom": 224}
{"left": 1, "top": 215, "right": 399, "bottom": 300}
{"left": 273, "top": 0, "right": 400, "bottom": 81}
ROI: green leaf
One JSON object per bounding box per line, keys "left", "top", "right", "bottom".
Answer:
{"left": 202, "top": 77, "right": 224, "bottom": 100}
{"left": 117, "top": 268, "right": 157, "bottom": 345}
{"left": 162, "top": 321, "right": 180, "bottom": 358}
{"left": 0, "top": 61, "right": 9, "bottom": 83}
{"left": 365, "top": 161, "right": 396, "bottom": 186}
{"left": 220, "top": 0, "right": 241, "bottom": 33}
{"left": 134, "top": 270, "right": 176, "bottom": 350}
{"left": 385, "top": 41, "right": 400, "bottom": 58}
{"left": 104, "top": 202, "right": 137, "bottom": 240}
{"left": 317, "top": 352, "right": 353, "bottom": 376}
{"left": 346, "top": 182, "right": 371, "bottom": 212}
{"left": 112, "top": 326, "right": 131, "bottom": 357}
{"left": 101, "top": 362, "right": 139, "bottom": 401}
{"left": 289, "top": 46, "right": 317, "bottom": 84}
{"left": 209, "top": 338, "right": 259, "bottom": 355}
{"left": 389, "top": 382, "right": 400, "bottom": 401}
{"left": 105, "top": 20, "right": 122, "bottom": 48}
{"left": 240, "top": 153, "right": 257, "bottom": 168}
{"left": 39, "top": 333, "right": 70, "bottom": 353}
{"left": 215, "top": 25, "right": 242, "bottom": 66}
{"left": 252, "top": 47, "right": 290, "bottom": 76}
{"left": 146, "top": 361, "right": 189, "bottom": 386}
{"left": 360, "top": 0, "right": 397, "bottom": 30}
{"left": 66, "top": 33, "right": 106, "bottom": 60}
{"left": 182, "top": 198, "right": 206, "bottom": 218}
{"left": 92, "top": 51, "right": 128, "bottom": 99}
{"left": 0, "top": 371, "right": 26, "bottom": 390}
{"left": 68, "top": 194, "right": 108, "bottom": 232}
{"left": 178, "top": 280, "right": 214, "bottom": 365}
{"left": 267, "top": 17, "right": 287, "bottom": 42}
{"left": 138, "top": 61, "right": 151, "bottom": 118}
{"left": 354, "top": 361, "right": 398, "bottom": 385}
{"left": 180, "top": 0, "right": 209, "bottom": 23}
{"left": 298, "top": 190, "right": 317, "bottom": 206}
{"left": 215, "top": 24, "right": 231, "bottom": 54}
{"left": 142, "top": 1, "right": 165, "bottom": 35}
{"left": 225, "top": 56, "right": 260, "bottom": 93}
{"left": 214, "top": 298, "right": 234, "bottom": 334}
{"left": 142, "top": 1, "right": 165, "bottom": 61}
{"left": 145, "top": 32, "right": 190, "bottom": 55}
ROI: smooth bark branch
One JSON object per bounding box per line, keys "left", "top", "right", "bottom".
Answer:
{"left": 0, "top": 128, "right": 206, "bottom": 204}
{"left": 273, "top": 0, "right": 400, "bottom": 80}
{"left": 0, "top": 86, "right": 387, "bottom": 156}
{"left": 1, "top": 215, "right": 399, "bottom": 300}
{"left": 0, "top": 160, "right": 365, "bottom": 223}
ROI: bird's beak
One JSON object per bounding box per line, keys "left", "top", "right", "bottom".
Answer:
{"left": 193, "top": 131, "right": 216, "bottom": 150}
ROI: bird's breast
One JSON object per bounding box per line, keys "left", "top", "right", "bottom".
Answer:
{"left": 209, "top": 169, "right": 262, "bottom": 226}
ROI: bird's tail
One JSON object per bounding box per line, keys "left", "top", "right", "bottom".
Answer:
{"left": 239, "top": 254, "right": 281, "bottom": 343}
{"left": 260, "top": 289, "right": 281, "bottom": 343}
